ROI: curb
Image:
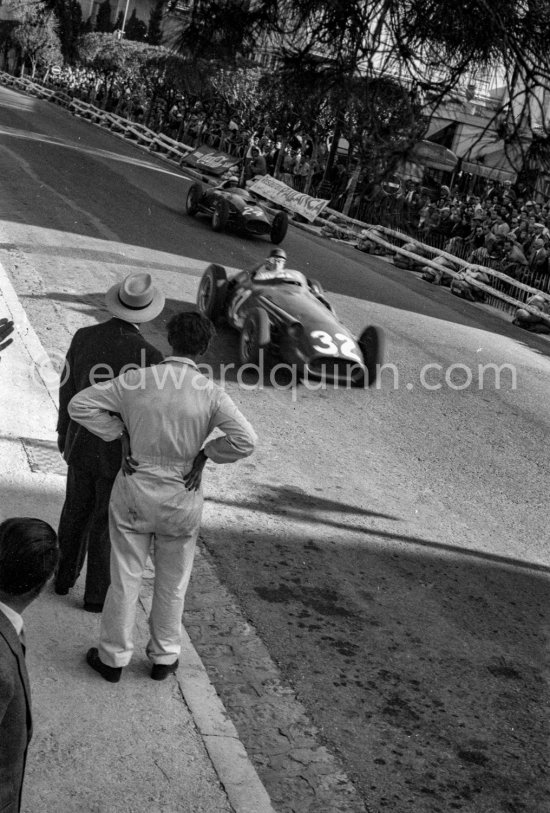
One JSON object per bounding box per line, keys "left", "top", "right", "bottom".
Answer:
{"left": 0, "top": 256, "right": 276, "bottom": 813}
{"left": 140, "top": 596, "right": 276, "bottom": 813}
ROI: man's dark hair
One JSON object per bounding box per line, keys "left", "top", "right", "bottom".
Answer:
{"left": 0, "top": 518, "right": 58, "bottom": 596}
{"left": 167, "top": 311, "right": 215, "bottom": 356}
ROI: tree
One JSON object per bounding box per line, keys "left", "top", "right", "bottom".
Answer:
{"left": 113, "top": 11, "right": 123, "bottom": 34}
{"left": 125, "top": 9, "right": 147, "bottom": 42}
{"left": 148, "top": 0, "right": 164, "bottom": 46}
{"left": 95, "top": 0, "right": 113, "bottom": 33}
{"left": 208, "top": 66, "right": 264, "bottom": 129}
{"left": 53, "top": 0, "right": 81, "bottom": 61}
{"left": 173, "top": 0, "right": 550, "bottom": 183}
{"left": 9, "top": 0, "right": 63, "bottom": 77}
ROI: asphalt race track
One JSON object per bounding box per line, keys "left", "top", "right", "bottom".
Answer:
{"left": 0, "top": 84, "right": 549, "bottom": 813}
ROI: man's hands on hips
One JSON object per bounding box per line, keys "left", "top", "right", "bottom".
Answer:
{"left": 121, "top": 429, "right": 138, "bottom": 476}
{"left": 0, "top": 318, "right": 14, "bottom": 355}
{"left": 183, "top": 450, "right": 208, "bottom": 491}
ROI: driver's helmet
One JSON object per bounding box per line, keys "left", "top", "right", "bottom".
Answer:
{"left": 265, "top": 248, "right": 287, "bottom": 273}
{"left": 222, "top": 174, "right": 240, "bottom": 188}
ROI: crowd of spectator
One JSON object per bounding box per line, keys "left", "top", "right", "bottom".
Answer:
{"left": 372, "top": 180, "right": 550, "bottom": 292}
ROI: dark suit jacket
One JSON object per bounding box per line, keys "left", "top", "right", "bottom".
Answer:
{"left": 57, "top": 318, "right": 163, "bottom": 478}
{"left": 0, "top": 610, "right": 31, "bottom": 813}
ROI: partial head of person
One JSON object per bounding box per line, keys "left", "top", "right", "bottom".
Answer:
{"left": 167, "top": 311, "right": 215, "bottom": 358}
{"left": 105, "top": 272, "right": 165, "bottom": 324}
{"left": 0, "top": 518, "right": 58, "bottom": 609}
{"left": 266, "top": 247, "right": 287, "bottom": 272}
{"left": 223, "top": 174, "right": 240, "bottom": 188}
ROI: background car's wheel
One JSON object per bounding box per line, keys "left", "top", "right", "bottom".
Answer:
{"left": 212, "top": 198, "right": 230, "bottom": 232}
{"left": 357, "top": 325, "right": 384, "bottom": 388}
{"left": 186, "top": 182, "right": 203, "bottom": 216}
{"left": 239, "top": 310, "right": 270, "bottom": 365}
{"left": 270, "top": 211, "right": 288, "bottom": 244}
{"left": 196, "top": 264, "right": 228, "bottom": 322}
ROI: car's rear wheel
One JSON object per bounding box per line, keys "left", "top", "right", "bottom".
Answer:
{"left": 239, "top": 310, "right": 270, "bottom": 365}
{"left": 356, "top": 325, "right": 384, "bottom": 388}
{"left": 186, "top": 183, "right": 203, "bottom": 216}
{"left": 212, "top": 198, "right": 230, "bottom": 232}
{"left": 197, "top": 264, "right": 228, "bottom": 322}
{"left": 270, "top": 211, "right": 288, "bottom": 244}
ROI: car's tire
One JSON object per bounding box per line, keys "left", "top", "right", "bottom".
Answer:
{"left": 356, "top": 325, "right": 384, "bottom": 388}
{"left": 197, "top": 264, "right": 228, "bottom": 322}
{"left": 212, "top": 198, "right": 230, "bottom": 232}
{"left": 270, "top": 211, "right": 288, "bottom": 244}
{"left": 186, "top": 183, "right": 203, "bottom": 216}
{"left": 239, "top": 309, "right": 270, "bottom": 365}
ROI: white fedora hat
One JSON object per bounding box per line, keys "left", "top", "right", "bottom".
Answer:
{"left": 105, "top": 273, "right": 165, "bottom": 323}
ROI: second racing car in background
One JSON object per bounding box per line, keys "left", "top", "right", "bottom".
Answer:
{"left": 186, "top": 179, "right": 289, "bottom": 244}
{"left": 196, "top": 250, "right": 383, "bottom": 387}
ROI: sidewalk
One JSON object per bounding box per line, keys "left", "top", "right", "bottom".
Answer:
{"left": 0, "top": 261, "right": 275, "bottom": 813}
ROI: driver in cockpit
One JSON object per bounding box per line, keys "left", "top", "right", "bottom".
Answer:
{"left": 252, "top": 249, "right": 305, "bottom": 285}
{"left": 220, "top": 174, "right": 241, "bottom": 190}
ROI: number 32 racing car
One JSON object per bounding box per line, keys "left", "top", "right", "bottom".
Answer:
{"left": 186, "top": 179, "right": 288, "bottom": 244}
{"left": 197, "top": 250, "right": 383, "bottom": 387}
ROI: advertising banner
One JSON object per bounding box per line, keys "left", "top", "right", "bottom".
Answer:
{"left": 249, "top": 176, "right": 329, "bottom": 223}
{"left": 181, "top": 145, "right": 240, "bottom": 176}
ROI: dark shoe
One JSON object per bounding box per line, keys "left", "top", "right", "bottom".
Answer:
{"left": 83, "top": 602, "right": 104, "bottom": 613}
{"left": 54, "top": 583, "right": 69, "bottom": 596}
{"left": 151, "top": 660, "right": 179, "bottom": 681}
{"left": 86, "top": 647, "right": 122, "bottom": 683}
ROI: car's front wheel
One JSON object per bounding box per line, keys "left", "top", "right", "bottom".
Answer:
{"left": 186, "top": 182, "right": 203, "bottom": 216}
{"left": 239, "top": 310, "right": 270, "bottom": 365}
{"left": 212, "top": 198, "right": 230, "bottom": 232}
{"left": 357, "top": 325, "right": 384, "bottom": 388}
{"left": 197, "top": 264, "right": 228, "bottom": 322}
{"left": 270, "top": 211, "right": 288, "bottom": 244}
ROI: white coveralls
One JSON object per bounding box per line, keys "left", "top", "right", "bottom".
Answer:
{"left": 68, "top": 358, "right": 257, "bottom": 667}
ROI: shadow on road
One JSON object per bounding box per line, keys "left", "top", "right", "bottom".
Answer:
{"left": 194, "top": 519, "right": 550, "bottom": 813}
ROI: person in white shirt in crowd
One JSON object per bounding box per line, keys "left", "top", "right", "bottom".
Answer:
{"left": 68, "top": 312, "right": 257, "bottom": 683}
{"left": 245, "top": 146, "right": 267, "bottom": 181}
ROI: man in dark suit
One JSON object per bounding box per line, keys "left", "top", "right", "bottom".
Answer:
{"left": 0, "top": 517, "right": 58, "bottom": 813}
{"left": 55, "top": 273, "right": 164, "bottom": 612}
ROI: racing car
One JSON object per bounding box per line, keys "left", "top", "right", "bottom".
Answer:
{"left": 196, "top": 249, "right": 383, "bottom": 387}
{"left": 186, "top": 178, "right": 288, "bottom": 244}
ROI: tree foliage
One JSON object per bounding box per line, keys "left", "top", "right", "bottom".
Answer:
{"left": 208, "top": 66, "right": 264, "bottom": 125}
{"left": 124, "top": 9, "right": 147, "bottom": 42}
{"left": 147, "top": 0, "right": 164, "bottom": 46}
{"left": 173, "top": 0, "right": 550, "bottom": 179}
{"left": 95, "top": 0, "right": 113, "bottom": 33}
{"left": 8, "top": 0, "right": 63, "bottom": 77}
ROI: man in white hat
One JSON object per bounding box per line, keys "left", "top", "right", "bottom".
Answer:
{"left": 55, "top": 273, "right": 164, "bottom": 612}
